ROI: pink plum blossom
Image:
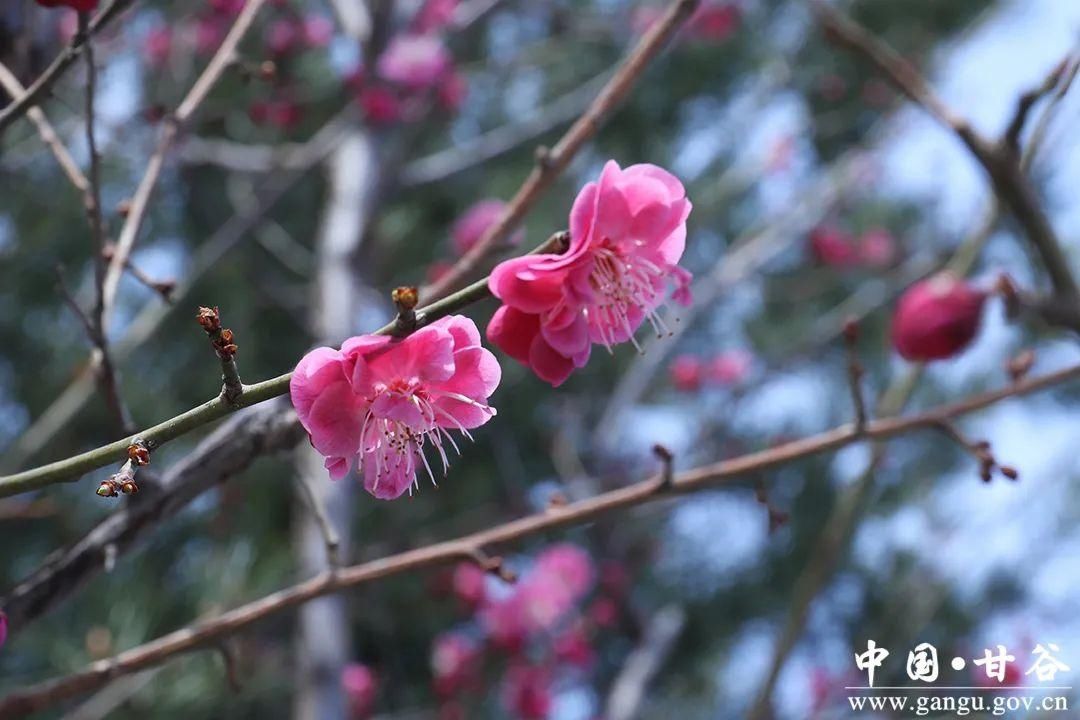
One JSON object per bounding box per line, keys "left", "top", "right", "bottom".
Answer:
{"left": 452, "top": 561, "right": 487, "bottom": 609}
{"left": 377, "top": 34, "right": 452, "bottom": 90}
{"left": 341, "top": 663, "right": 378, "bottom": 718}
{"left": 553, "top": 624, "right": 595, "bottom": 669}
{"left": 480, "top": 544, "right": 595, "bottom": 644}
{"left": 689, "top": 2, "right": 741, "bottom": 41}
{"left": 502, "top": 665, "right": 553, "bottom": 720}
{"left": 669, "top": 354, "right": 703, "bottom": 391}
{"left": 265, "top": 19, "right": 302, "bottom": 56}
{"left": 451, "top": 199, "right": 517, "bottom": 256}
{"left": 359, "top": 85, "right": 404, "bottom": 125}
{"left": 143, "top": 26, "right": 173, "bottom": 69}
{"left": 487, "top": 160, "right": 692, "bottom": 386}
{"left": 707, "top": 349, "right": 752, "bottom": 385}
{"left": 431, "top": 631, "right": 483, "bottom": 698}
{"left": 857, "top": 227, "right": 897, "bottom": 267}
{"left": 809, "top": 224, "right": 858, "bottom": 267}
{"left": 289, "top": 315, "right": 500, "bottom": 500}
{"left": 414, "top": 0, "right": 459, "bottom": 34}
{"left": 438, "top": 68, "right": 468, "bottom": 113}
{"left": 303, "top": 14, "right": 335, "bottom": 47}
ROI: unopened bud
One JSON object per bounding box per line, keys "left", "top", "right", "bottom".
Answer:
{"left": 127, "top": 443, "right": 150, "bottom": 466}
{"left": 96, "top": 480, "right": 119, "bottom": 498}
{"left": 392, "top": 286, "right": 419, "bottom": 312}
{"left": 196, "top": 306, "right": 222, "bottom": 332}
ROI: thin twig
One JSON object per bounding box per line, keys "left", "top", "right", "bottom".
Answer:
{"left": 0, "top": 62, "right": 89, "bottom": 198}
{"left": 295, "top": 473, "right": 341, "bottom": 569}
{"left": 100, "top": 0, "right": 270, "bottom": 331}
{"left": 421, "top": 0, "right": 702, "bottom": 301}
{"left": 1, "top": 363, "right": 1077, "bottom": 717}
{"left": 0, "top": 0, "right": 138, "bottom": 135}
{"left": 196, "top": 307, "right": 244, "bottom": 404}
{"left": 842, "top": 319, "right": 868, "bottom": 432}
{"left": 605, "top": 606, "right": 686, "bottom": 720}
{"left": 0, "top": 231, "right": 565, "bottom": 497}
{"left": 813, "top": 1, "right": 1080, "bottom": 308}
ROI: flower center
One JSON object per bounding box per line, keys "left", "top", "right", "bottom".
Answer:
{"left": 358, "top": 385, "right": 493, "bottom": 495}
{"left": 587, "top": 240, "right": 671, "bottom": 350}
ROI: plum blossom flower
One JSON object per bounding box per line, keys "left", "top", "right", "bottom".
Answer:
{"left": 143, "top": 26, "right": 173, "bottom": 68}
{"left": 431, "top": 631, "right": 483, "bottom": 698}
{"left": 891, "top": 272, "right": 986, "bottom": 361}
{"left": 480, "top": 544, "right": 595, "bottom": 644}
{"left": 377, "top": 34, "right": 452, "bottom": 90}
{"left": 669, "top": 354, "right": 703, "bottom": 391}
{"left": 341, "top": 663, "right": 378, "bottom": 718}
{"left": 487, "top": 160, "right": 692, "bottom": 386}
{"left": 290, "top": 315, "right": 500, "bottom": 500}
{"left": 451, "top": 561, "right": 488, "bottom": 609}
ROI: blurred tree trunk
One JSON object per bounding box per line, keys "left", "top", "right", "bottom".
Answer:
{"left": 292, "top": 128, "right": 379, "bottom": 720}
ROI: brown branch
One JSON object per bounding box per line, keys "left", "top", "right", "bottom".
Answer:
{"left": 0, "top": 401, "right": 302, "bottom": 630}
{"left": 421, "top": 0, "right": 701, "bottom": 301}
{"left": 0, "top": 0, "right": 138, "bottom": 135}
{"left": 813, "top": 1, "right": 1080, "bottom": 306}
{"left": 100, "top": 0, "right": 270, "bottom": 330}
{"left": 1, "top": 364, "right": 1076, "bottom": 717}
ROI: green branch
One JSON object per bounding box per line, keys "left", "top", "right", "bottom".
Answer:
{"left": 0, "top": 232, "right": 568, "bottom": 499}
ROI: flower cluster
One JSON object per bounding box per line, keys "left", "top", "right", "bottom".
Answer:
{"left": 350, "top": 1, "right": 466, "bottom": 125}
{"left": 428, "top": 545, "right": 628, "bottom": 719}
{"left": 669, "top": 349, "right": 753, "bottom": 392}
{"left": 487, "top": 161, "right": 693, "bottom": 386}
{"left": 809, "top": 223, "right": 896, "bottom": 269}
{"left": 290, "top": 316, "right": 500, "bottom": 499}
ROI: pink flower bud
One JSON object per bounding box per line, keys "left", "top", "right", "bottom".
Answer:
{"left": 857, "top": 227, "right": 896, "bottom": 268}
{"left": 143, "top": 26, "right": 173, "bottom": 69}
{"left": 669, "top": 354, "right": 703, "bottom": 392}
{"left": 707, "top": 350, "right": 752, "bottom": 385}
{"left": 502, "top": 665, "right": 553, "bottom": 720}
{"left": 265, "top": 19, "right": 301, "bottom": 56}
{"left": 359, "top": 85, "right": 403, "bottom": 126}
{"left": 341, "top": 663, "right": 378, "bottom": 718}
{"left": 303, "top": 15, "right": 335, "bottom": 47}
{"left": 809, "top": 224, "right": 858, "bottom": 267}
{"left": 891, "top": 273, "right": 986, "bottom": 361}
{"left": 451, "top": 562, "right": 487, "bottom": 609}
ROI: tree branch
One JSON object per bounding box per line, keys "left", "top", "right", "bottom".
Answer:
{"left": 1, "top": 363, "right": 1076, "bottom": 718}
{"left": 0, "top": 0, "right": 137, "bottom": 135}
{"left": 100, "top": 0, "right": 270, "bottom": 331}
{"left": 812, "top": 1, "right": 1080, "bottom": 309}
{"left": 421, "top": 0, "right": 702, "bottom": 301}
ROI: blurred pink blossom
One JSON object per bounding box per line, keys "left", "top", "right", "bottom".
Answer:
{"left": 892, "top": 273, "right": 986, "bottom": 362}
{"left": 414, "top": 0, "right": 459, "bottom": 34}
{"left": 303, "top": 14, "right": 335, "bottom": 47}
{"left": 341, "top": 663, "right": 378, "bottom": 718}
{"left": 452, "top": 561, "right": 487, "bottom": 609}
{"left": 856, "top": 227, "right": 896, "bottom": 268}
{"left": 377, "top": 34, "right": 452, "bottom": 90}
{"left": 502, "top": 664, "right": 553, "bottom": 720}
{"left": 451, "top": 199, "right": 511, "bottom": 256}
{"left": 431, "top": 632, "right": 483, "bottom": 698}
{"left": 266, "top": 19, "right": 301, "bottom": 56}
{"left": 669, "top": 354, "right": 703, "bottom": 391}
{"left": 359, "top": 85, "right": 404, "bottom": 125}
{"left": 707, "top": 349, "right": 752, "bottom": 385}
{"left": 143, "top": 26, "right": 173, "bottom": 69}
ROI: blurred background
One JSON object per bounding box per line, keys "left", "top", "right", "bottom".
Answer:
{"left": 1, "top": 0, "right": 1080, "bottom": 718}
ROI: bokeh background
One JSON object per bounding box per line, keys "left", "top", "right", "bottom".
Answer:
{"left": 1, "top": 0, "right": 1080, "bottom": 718}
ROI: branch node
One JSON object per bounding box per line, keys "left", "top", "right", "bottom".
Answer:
{"left": 1006, "top": 349, "right": 1036, "bottom": 384}
{"left": 392, "top": 286, "right": 420, "bottom": 335}
{"left": 652, "top": 444, "right": 675, "bottom": 490}
{"left": 534, "top": 144, "right": 554, "bottom": 170}
{"left": 197, "top": 306, "right": 244, "bottom": 404}
{"left": 842, "top": 317, "right": 868, "bottom": 432}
